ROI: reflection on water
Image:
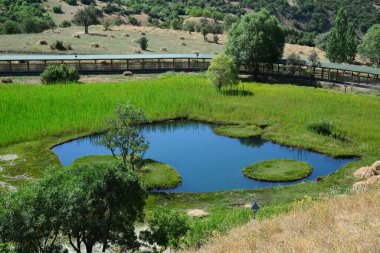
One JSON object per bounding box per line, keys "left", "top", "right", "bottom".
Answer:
{"left": 52, "top": 121, "right": 356, "bottom": 193}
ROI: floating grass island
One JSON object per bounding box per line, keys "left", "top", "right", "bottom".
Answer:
{"left": 73, "top": 155, "right": 181, "bottom": 190}
{"left": 242, "top": 159, "right": 313, "bottom": 182}
{"left": 213, "top": 125, "right": 263, "bottom": 138}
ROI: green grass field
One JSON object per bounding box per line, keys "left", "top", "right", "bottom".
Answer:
{"left": 1, "top": 74, "right": 380, "bottom": 246}
{"left": 243, "top": 159, "right": 313, "bottom": 182}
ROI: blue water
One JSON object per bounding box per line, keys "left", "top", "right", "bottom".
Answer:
{"left": 52, "top": 121, "right": 355, "bottom": 193}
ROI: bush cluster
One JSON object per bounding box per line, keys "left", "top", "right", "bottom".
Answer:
{"left": 40, "top": 65, "right": 80, "bottom": 84}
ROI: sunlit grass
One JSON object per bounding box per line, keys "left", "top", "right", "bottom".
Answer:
{"left": 1, "top": 75, "right": 380, "bottom": 157}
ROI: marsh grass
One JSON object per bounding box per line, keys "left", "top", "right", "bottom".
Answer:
{"left": 1, "top": 75, "right": 380, "bottom": 159}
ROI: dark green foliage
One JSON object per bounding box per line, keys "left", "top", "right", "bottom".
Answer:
{"left": 72, "top": 6, "right": 99, "bottom": 34}
{"left": 40, "top": 65, "right": 79, "bottom": 84}
{"left": 0, "top": 163, "right": 147, "bottom": 253}
{"left": 226, "top": 9, "right": 285, "bottom": 73}
{"left": 65, "top": 0, "right": 77, "bottom": 5}
{"left": 286, "top": 53, "right": 304, "bottom": 76}
{"left": 96, "top": 104, "right": 149, "bottom": 171}
{"left": 137, "top": 36, "right": 148, "bottom": 50}
{"left": 358, "top": 24, "right": 380, "bottom": 67}
{"left": 0, "top": 0, "right": 54, "bottom": 34}
{"left": 141, "top": 208, "right": 189, "bottom": 249}
{"left": 53, "top": 5, "right": 63, "bottom": 14}
{"left": 326, "top": 9, "right": 358, "bottom": 64}
{"left": 50, "top": 41, "right": 67, "bottom": 50}
{"left": 308, "top": 121, "right": 334, "bottom": 136}
{"left": 59, "top": 20, "right": 72, "bottom": 28}
{"left": 128, "top": 16, "right": 140, "bottom": 26}
{"left": 80, "top": 0, "right": 94, "bottom": 5}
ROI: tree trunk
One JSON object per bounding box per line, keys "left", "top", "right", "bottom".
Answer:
{"left": 85, "top": 25, "right": 88, "bottom": 34}
{"left": 85, "top": 243, "right": 93, "bottom": 253}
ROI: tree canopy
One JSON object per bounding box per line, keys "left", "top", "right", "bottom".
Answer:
{"left": 207, "top": 53, "right": 238, "bottom": 91}
{"left": 326, "top": 8, "right": 357, "bottom": 63}
{"left": 358, "top": 24, "right": 380, "bottom": 67}
{"left": 72, "top": 6, "right": 99, "bottom": 34}
{"left": 226, "top": 9, "right": 285, "bottom": 73}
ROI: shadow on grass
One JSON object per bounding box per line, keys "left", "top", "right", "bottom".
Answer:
{"left": 222, "top": 89, "right": 254, "bottom": 96}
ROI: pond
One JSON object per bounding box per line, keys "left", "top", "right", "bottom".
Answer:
{"left": 52, "top": 121, "right": 355, "bottom": 193}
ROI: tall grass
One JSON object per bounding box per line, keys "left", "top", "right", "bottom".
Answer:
{"left": 1, "top": 75, "right": 380, "bottom": 156}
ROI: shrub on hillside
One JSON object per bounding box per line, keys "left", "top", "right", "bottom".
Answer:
{"left": 80, "top": 0, "right": 93, "bottom": 5}
{"left": 137, "top": 36, "right": 148, "bottom": 50}
{"left": 59, "top": 20, "right": 71, "bottom": 28}
{"left": 53, "top": 5, "right": 63, "bottom": 14}
{"left": 50, "top": 41, "right": 71, "bottom": 51}
{"left": 65, "top": 0, "right": 77, "bottom": 5}
{"left": 40, "top": 65, "right": 79, "bottom": 84}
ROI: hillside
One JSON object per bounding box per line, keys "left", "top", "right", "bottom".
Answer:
{"left": 1, "top": 0, "right": 379, "bottom": 46}
{"left": 184, "top": 186, "right": 380, "bottom": 253}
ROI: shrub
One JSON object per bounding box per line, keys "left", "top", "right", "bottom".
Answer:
{"left": 53, "top": 5, "right": 63, "bottom": 14}
{"left": 307, "top": 121, "right": 334, "bottom": 136}
{"left": 137, "top": 36, "right": 148, "bottom": 50}
{"left": 50, "top": 41, "right": 68, "bottom": 50}
{"left": 59, "top": 20, "right": 71, "bottom": 28}
{"left": 81, "top": 0, "right": 93, "bottom": 5}
{"left": 65, "top": 0, "right": 77, "bottom": 5}
{"left": 128, "top": 16, "right": 140, "bottom": 26}
{"left": 40, "top": 65, "right": 80, "bottom": 84}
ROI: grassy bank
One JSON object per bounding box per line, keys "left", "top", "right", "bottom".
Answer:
{"left": 73, "top": 155, "right": 182, "bottom": 190}
{"left": 1, "top": 74, "right": 380, "bottom": 246}
{"left": 243, "top": 159, "right": 313, "bottom": 182}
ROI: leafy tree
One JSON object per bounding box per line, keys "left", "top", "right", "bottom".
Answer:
{"left": 72, "top": 6, "right": 99, "bottom": 34}
{"left": 61, "top": 163, "right": 146, "bottom": 252}
{"left": 138, "top": 36, "right": 148, "bottom": 51}
{"left": 208, "top": 53, "right": 238, "bottom": 92}
{"left": 102, "top": 19, "right": 111, "bottom": 31}
{"left": 286, "top": 53, "right": 303, "bottom": 76}
{"left": 40, "top": 65, "right": 79, "bottom": 84}
{"left": 308, "top": 50, "right": 321, "bottom": 70}
{"left": 226, "top": 9, "right": 285, "bottom": 74}
{"left": 140, "top": 208, "right": 189, "bottom": 250}
{"left": 326, "top": 8, "right": 357, "bottom": 63}
{"left": 201, "top": 27, "right": 208, "bottom": 41}
{"left": 358, "top": 24, "right": 380, "bottom": 67}
{"left": 96, "top": 104, "right": 149, "bottom": 170}
{"left": 0, "top": 171, "right": 69, "bottom": 252}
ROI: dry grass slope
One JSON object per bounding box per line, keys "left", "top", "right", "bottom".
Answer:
{"left": 185, "top": 187, "right": 380, "bottom": 253}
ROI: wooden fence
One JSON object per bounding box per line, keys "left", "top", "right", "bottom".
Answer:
{"left": 0, "top": 55, "right": 379, "bottom": 87}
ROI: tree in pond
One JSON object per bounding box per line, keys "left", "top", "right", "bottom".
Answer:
{"left": 96, "top": 104, "right": 149, "bottom": 171}
{"left": 358, "top": 24, "right": 380, "bottom": 67}
{"left": 208, "top": 53, "right": 238, "bottom": 92}
{"left": 226, "top": 9, "right": 285, "bottom": 75}
{"left": 326, "top": 8, "right": 358, "bottom": 63}
{"left": 72, "top": 6, "right": 99, "bottom": 34}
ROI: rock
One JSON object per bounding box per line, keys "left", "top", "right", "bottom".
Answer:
{"left": 0, "top": 154, "right": 18, "bottom": 161}
{"left": 371, "top": 161, "right": 380, "bottom": 173}
{"left": 160, "top": 47, "right": 167, "bottom": 52}
{"left": 133, "top": 49, "right": 141, "bottom": 54}
{"left": 123, "top": 33, "right": 129, "bottom": 37}
{"left": 243, "top": 203, "right": 252, "bottom": 208}
{"left": 366, "top": 175, "right": 380, "bottom": 185}
{"left": 180, "top": 36, "right": 185, "bottom": 40}
{"left": 123, "top": 71, "right": 133, "bottom": 76}
{"left": 1, "top": 77, "right": 12, "bottom": 83}
{"left": 352, "top": 181, "right": 369, "bottom": 192}
{"left": 90, "top": 43, "right": 99, "bottom": 48}
{"left": 353, "top": 166, "right": 377, "bottom": 179}
{"left": 0, "top": 181, "right": 16, "bottom": 191}
{"left": 187, "top": 209, "right": 209, "bottom": 218}
{"left": 180, "top": 41, "right": 186, "bottom": 46}
{"left": 73, "top": 34, "right": 81, "bottom": 38}
{"left": 140, "top": 32, "right": 146, "bottom": 35}
{"left": 38, "top": 40, "right": 48, "bottom": 45}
